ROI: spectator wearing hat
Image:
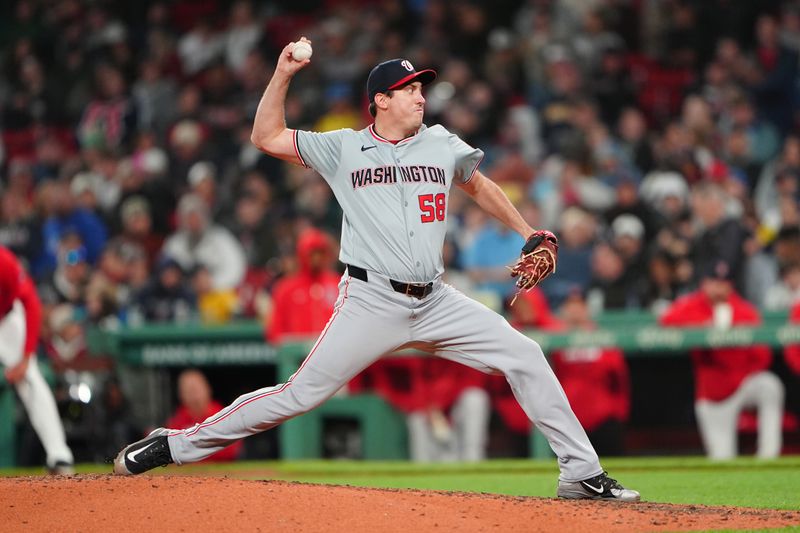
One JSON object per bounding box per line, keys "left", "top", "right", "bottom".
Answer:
{"left": 131, "top": 256, "right": 195, "bottom": 324}
{"left": 162, "top": 193, "right": 246, "bottom": 291}
{"left": 610, "top": 214, "right": 648, "bottom": 299}
{"left": 119, "top": 196, "right": 163, "bottom": 268}
{"left": 186, "top": 161, "right": 227, "bottom": 222}
{"left": 660, "top": 261, "right": 784, "bottom": 459}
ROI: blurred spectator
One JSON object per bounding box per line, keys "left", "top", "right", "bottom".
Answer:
{"left": 224, "top": 1, "right": 262, "bottom": 73}
{"left": 230, "top": 174, "right": 284, "bottom": 269}
{"left": 87, "top": 238, "right": 147, "bottom": 324}
{"left": 177, "top": 18, "right": 223, "bottom": 76}
{"left": 462, "top": 219, "right": 523, "bottom": 304}
{"left": 162, "top": 193, "right": 246, "bottom": 291}
{"left": 168, "top": 117, "right": 211, "bottom": 192}
{"left": 591, "top": 41, "right": 635, "bottom": 127}
{"left": 77, "top": 65, "right": 136, "bottom": 150}
{"left": 616, "top": 108, "right": 655, "bottom": 176}
{"left": 754, "top": 135, "right": 800, "bottom": 236}
{"left": 266, "top": 228, "right": 339, "bottom": 344}
{"left": 131, "top": 60, "right": 178, "bottom": 135}
{"left": 38, "top": 237, "right": 90, "bottom": 307}
{"left": 746, "top": 226, "right": 800, "bottom": 308}
{"left": 690, "top": 182, "right": 748, "bottom": 291}
{"left": 542, "top": 206, "right": 596, "bottom": 307}
{"left": 165, "top": 369, "right": 242, "bottom": 461}
{"left": 314, "top": 83, "right": 363, "bottom": 133}
{"left": 764, "top": 262, "right": 800, "bottom": 310}
{"left": 750, "top": 14, "right": 799, "bottom": 136}
{"left": 191, "top": 264, "right": 238, "bottom": 324}
{"left": 660, "top": 262, "right": 784, "bottom": 459}
{"left": 604, "top": 179, "right": 659, "bottom": 240}
{"left": 186, "top": 161, "right": 219, "bottom": 216}
{"left": 642, "top": 250, "right": 682, "bottom": 315}
{"left": 0, "top": 189, "right": 41, "bottom": 266}
{"left": 550, "top": 291, "right": 630, "bottom": 456}
{"left": 588, "top": 242, "right": 628, "bottom": 312}
{"left": 118, "top": 196, "right": 163, "bottom": 268}
{"left": 609, "top": 214, "right": 647, "bottom": 303}
{"left": 38, "top": 180, "right": 108, "bottom": 277}
{"left": 131, "top": 256, "right": 194, "bottom": 324}
{"left": 720, "top": 95, "right": 780, "bottom": 175}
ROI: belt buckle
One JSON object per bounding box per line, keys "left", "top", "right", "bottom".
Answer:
{"left": 405, "top": 284, "right": 415, "bottom": 296}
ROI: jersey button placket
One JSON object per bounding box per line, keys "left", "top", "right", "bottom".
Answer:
{"left": 393, "top": 149, "right": 418, "bottom": 280}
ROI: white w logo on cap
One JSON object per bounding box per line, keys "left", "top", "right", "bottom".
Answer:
{"left": 401, "top": 60, "right": 414, "bottom": 72}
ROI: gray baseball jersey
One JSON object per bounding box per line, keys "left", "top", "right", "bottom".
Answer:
{"left": 294, "top": 124, "right": 482, "bottom": 282}
{"left": 164, "top": 122, "right": 603, "bottom": 484}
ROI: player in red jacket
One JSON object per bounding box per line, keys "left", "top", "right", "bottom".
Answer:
{"left": 0, "top": 246, "right": 74, "bottom": 473}
{"left": 550, "top": 292, "right": 630, "bottom": 456}
{"left": 165, "top": 369, "right": 242, "bottom": 461}
{"left": 660, "top": 261, "right": 784, "bottom": 459}
{"left": 490, "top": 288, "right": 565, "bottom": 437}
{"left": 266, "top": 228, "right": 340, "bottom": 343}
{"left": 349, "top": 355, "right": 490, "bottom": 462}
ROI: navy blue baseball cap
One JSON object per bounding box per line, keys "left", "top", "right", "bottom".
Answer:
{"left": 367, "top": 59, "right": 437, "bottom": 103}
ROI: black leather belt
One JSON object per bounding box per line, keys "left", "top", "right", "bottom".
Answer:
{"left": 347, "top": 264, "right": 433, "bottom": 299}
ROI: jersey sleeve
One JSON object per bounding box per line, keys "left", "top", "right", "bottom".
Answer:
{"left": 294, "top": 129, "right": 346, "bottom": 178}
{"left": 448, "top": 133, "right": 484, "bottom": 184}
{"left": 17, "top": 273, "right": 41, "bottom": 357}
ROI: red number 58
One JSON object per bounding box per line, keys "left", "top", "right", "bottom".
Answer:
{"left": 418, "top": 193, "right": 446, "bottom": 223}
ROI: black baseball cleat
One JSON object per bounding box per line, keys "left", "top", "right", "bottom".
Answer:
{"left": 557, "top": 471, "right": 640, "bottom": 502}
{"left": 113, "top": 428, "right": 174, "bottom": 475}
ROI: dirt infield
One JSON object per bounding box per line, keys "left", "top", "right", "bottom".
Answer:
{"left": 1, "top": 475, "right": 798, "bottom": 532}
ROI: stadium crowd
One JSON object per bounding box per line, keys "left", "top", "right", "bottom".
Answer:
{"left": 2, "top": 0, "right": 800, "bottom": 462}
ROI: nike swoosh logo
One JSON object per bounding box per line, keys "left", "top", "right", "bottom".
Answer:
{"left": 127, "top": 441, "right": 157, "bottom": 464}
{"left": 361, "top": 145, "right": 376, "bottom": 152}
{"left": 582, "top": 481, "right": 605, "bottom": 494}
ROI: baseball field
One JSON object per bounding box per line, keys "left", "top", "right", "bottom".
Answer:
{"left": 1, "top": 456, "right": 799, "bottom": 532}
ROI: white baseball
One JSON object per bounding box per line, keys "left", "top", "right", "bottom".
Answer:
{"left": 291, "top": 41, "right": 313, "bottom": 61}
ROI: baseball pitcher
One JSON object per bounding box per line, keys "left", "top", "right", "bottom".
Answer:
{"left": 114, "top": 37, "right": 639, "bottom": 501}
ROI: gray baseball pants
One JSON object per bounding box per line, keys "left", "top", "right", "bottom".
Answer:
{"left": 167, "top": 270, "right": 603, "bottom": 482}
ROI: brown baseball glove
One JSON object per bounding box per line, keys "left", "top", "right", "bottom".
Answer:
{"left": 508, "top": 230, "right": 558, "bottom": 305}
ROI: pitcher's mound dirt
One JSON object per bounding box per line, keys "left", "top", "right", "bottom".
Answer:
{"left": 1, "top": 475, "right": 798, "bottom": 532}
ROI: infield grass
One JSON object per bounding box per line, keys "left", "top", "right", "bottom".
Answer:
{"left": 2, "top": 456, "right": 799, "bottom": 513}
